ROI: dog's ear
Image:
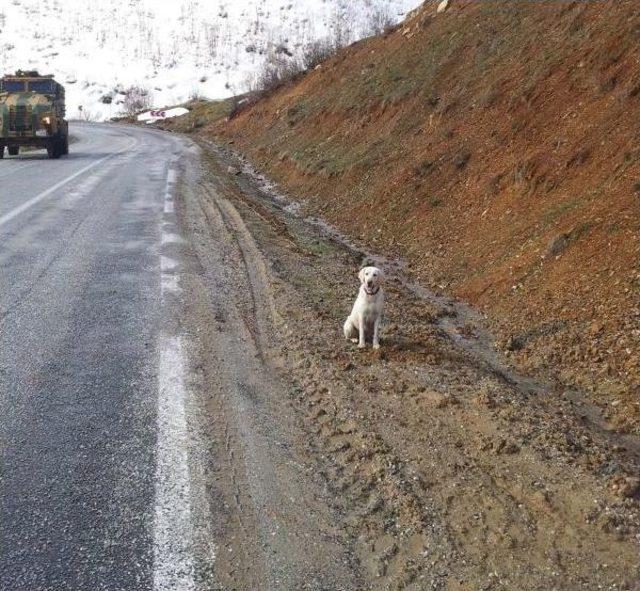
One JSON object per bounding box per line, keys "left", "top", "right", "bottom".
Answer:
{"left": 358, "top": 268, "right": 366, "bottom": 284}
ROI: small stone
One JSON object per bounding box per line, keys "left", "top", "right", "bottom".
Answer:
{"left": 505, "top": 335, "right": 525, "bottom": 351}
{"left": 372, "top": 348, "right": 386, "bottom": 360}
{"left": 338, "top": 420, "right": 357, "bottom": 434}
{"left": 618, "top": 477, "right": 640, "bottom": 498}
{"left": 437, "top": 0, "right": 449, "bottom": 13}
{"left": 503, "top": 442, "right": 520, "bottom": 455}
{"left": 434, "top": 393, "right": 459, "bottom": 408}
{"left": 589, "top": 321, "right": 604, "bottom": 335}
{"left": 545, "top": 232, "right": 570, "bottom": 258}
{"left": 475, "top": 387, "right": 497, "bottom": 408}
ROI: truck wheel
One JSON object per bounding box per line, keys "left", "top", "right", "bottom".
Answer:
{"left": 8, "top": 146, "right": 19, "bottom": 156}
{"left": 47, "top": 142, "right": 61, "bottom": 159}
{"left": 0, "top": 145, "right": 4, "bottom": 159}
{"left": 62, "top": 136, "right": 69, "bottom": 155}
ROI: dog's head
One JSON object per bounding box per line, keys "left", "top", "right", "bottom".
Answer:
{"left": 358, "top": 266, "right": 384, "bottom": 295}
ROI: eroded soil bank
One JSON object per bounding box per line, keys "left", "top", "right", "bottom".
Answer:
{"left": 207, "top": 0, "right": 640, "bottom": 436}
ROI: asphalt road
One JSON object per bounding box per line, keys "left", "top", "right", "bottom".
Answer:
{"left": 0, "top": 123, "right": 201, "bottom": 591}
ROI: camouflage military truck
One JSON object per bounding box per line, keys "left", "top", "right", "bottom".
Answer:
{"left": 0, "top": 70, "right": 69, "bottom": 159}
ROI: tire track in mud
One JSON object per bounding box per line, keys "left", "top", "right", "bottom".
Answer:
{"left": 209, "top": 193, "right": 279, "bottom": 361}
{"left": 176, "top": 163, "right": 363, "bottom": 590}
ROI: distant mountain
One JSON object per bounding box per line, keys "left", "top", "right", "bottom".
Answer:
{"left": 0, "top": 0, "right": 422, "bottom": 119}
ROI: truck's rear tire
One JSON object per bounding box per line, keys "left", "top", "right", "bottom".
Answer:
{"left": 0, "top": 145, "right": 4, "bottom": 159}
{"left": 7, "top": 146, "right": 18, "bottom": 156}
{"left": 47, "top": 140, "right": 62, "bottom": 159}
{"left": 62, "top": 135, "right": 69, "bottom": 155}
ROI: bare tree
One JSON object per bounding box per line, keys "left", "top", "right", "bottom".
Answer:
{"left": 330, "top": 3, "right": 353, "bottom": 48}
{"left": 122, "top": 85, "right": 152, "bottom": 116}
{"left": 204, "top": 22, "right": 220, "bottom": 64}
{"left": 301, "top": 38, "right": 336, "bottom": 70}
{"left": 365, "top": 6, "right": 396, "bottom": 36}
{"left": 252, "top": 53, "right": 303, "bottom": 95}
{"left": 77, "top": 105, "right": 97, "bottom": 122}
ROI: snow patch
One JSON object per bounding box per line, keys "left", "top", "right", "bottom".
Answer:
{"left": 0, "top": 0, "right": 422, "bottom": 120}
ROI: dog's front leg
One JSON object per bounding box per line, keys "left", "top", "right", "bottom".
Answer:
{"left": 358, "top": 315, "right": 366, "bottom": 348}
{"left": 372, "top": 317, "right": 381, "bottom": 350}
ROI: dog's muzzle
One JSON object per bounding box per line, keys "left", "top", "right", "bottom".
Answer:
{"left": 364, "top": 286, "right": 380, "bottom": 296}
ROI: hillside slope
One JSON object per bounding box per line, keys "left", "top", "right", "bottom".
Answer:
{"left": 212, "top": 0, "right": 640, "bottom": 433}
{"left": 0, "top": 0, "right": 419, "bottom": 119}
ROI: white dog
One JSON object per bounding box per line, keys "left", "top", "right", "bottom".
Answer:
{"left": 343, "top": 266, "right": 385, "bottom": 349}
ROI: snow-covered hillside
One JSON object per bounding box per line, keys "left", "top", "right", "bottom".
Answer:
{"left": 0, "top": 0, "right": 422, "bottom": 120}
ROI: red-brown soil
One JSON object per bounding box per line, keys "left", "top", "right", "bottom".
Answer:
{"left": 208, "top": 0, "right": 640, "bottom": 433}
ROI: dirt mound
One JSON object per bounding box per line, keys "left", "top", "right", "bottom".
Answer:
{"left": 212, "top": 0, "right": 640, "bottom": 433}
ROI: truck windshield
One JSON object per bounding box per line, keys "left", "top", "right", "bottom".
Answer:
{"left": 1, "top": 80, "right": 25, "bottom": 92}
{"left": 28, "top": 80, "right": 54, "bottom": 93}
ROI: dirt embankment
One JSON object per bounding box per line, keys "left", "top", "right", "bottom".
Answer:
{"left": 206, "top": 0, "right": 640, "bottom": 434}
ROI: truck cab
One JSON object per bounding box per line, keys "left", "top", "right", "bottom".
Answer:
{"left": 0, "top": 70, "right": 69, "bottom": 159}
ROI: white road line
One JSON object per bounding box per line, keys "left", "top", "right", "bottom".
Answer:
{"left": 0, "top": 139, "right": 136, "bottom": 228}
{"left": 161, "top": 274, "right": 180, "bottom": 297}
{"left": 154, "top": 335, "right": 195, "bottom": 591}
{"left": 161, "top": 231, "right": 185, "bottom": 246}
{"left": 164, "top": 168, "right": 177, "bottom": 214}
{"left": 155, "top": 165, "right": 196, "bottom": 590}
{"left": 160, "top": 254, "right": 180, "bottom": 298}
{"left": 160, "top": 171, "right": 183, "bottom": 296}
{"left": 160, "top": 255, "right": 177, "bottom": 273}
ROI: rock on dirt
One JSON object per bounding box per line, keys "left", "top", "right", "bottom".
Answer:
{"left": 612, "top": 475, "right": 640, "bottom": 498}
{"left": 545, "top": 232, "right": 571, "bottom": 258}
